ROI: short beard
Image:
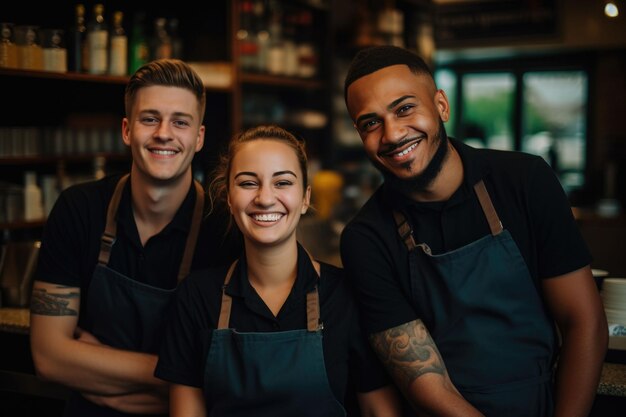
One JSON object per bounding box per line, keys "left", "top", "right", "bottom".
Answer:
{"left": 379, "top": 120, "right": 449, "bottom": 195}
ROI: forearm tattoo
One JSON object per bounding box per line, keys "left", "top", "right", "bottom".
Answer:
{"left": 370, "top": 319, "right": 446, "bottom": 390}
{"left": 30, "top": 286, "right": 79, "bottom": 316}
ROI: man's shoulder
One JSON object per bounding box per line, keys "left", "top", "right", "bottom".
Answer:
{"left": 458, "top": 140, "right": 548, "bottom": 187}
{"left": 58, "top": 174, "right": 125, "bottom": 208}
{"left": 342, "top": 185, "right": 397, "bottom": 245}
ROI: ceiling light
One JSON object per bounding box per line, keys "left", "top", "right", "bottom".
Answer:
{"left": 605, "top": 2, "right": 619, "bottom": 17}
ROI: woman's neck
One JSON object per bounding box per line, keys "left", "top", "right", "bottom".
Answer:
{"left": 245, "top": 240, "right": 299, "bottom": 316}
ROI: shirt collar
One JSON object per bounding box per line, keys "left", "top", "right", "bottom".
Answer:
{"left": 225, "top": 242, "right": 319, "bottom": 301}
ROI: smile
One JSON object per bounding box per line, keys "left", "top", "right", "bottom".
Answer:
{"left": 395, "top": 142, "right": 418, "bottom": 157}
{"left": 383, "top": 138, "right": 422, "bottom": 159}
{"left": 252, "top": 213, "right": 283, "bottom": 222}
{"left": 150, "top": 149, "right": 178, "bottom": 156}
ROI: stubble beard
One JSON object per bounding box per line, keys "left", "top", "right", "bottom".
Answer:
{"left": 377, "top": 120, "right": 449, "bottom": 195}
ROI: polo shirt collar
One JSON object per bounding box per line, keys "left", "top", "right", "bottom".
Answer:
{"left": 225, "top": 243, "right": 319, "bottom": 315}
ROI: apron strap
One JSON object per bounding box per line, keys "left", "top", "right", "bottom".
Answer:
{"left": 473, "top": 180, "right": 503, "bottom": 236}
{"left": 98, "top": 174, "right": 129, "bottom": 265}
{"left": 217, "top": 252, "right": 322, "bottom": 332}
{"left": 218, "top": 261, "right": 239, "bottom": 330}
{"left": 176, "top": 180, "right": 205, "bottom": 283}
{"left": 306, "top": 287, "right": 321, "bottom": 331}
{"left": 392, "top": 210, "right": 417, "bottom": 251}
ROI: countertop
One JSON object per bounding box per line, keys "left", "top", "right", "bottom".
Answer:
{"left": 0, "top": 307, "right": 29, "bottom": 335}
{"left": 2, "top": 307, "right": 626, "bottom": 397}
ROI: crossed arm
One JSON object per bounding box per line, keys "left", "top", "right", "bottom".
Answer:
{"left": 369, "top": 319, "right": 484, "bottom": 417}
{"left": 29, "top": 280, "right": 169, "bottom": 414}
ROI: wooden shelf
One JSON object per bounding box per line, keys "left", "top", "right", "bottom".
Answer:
{"left": 0, "top": 219, "right": 45, "bottom": 231}
{"left": 0, "top": 68, "right": 128, "bottom": 85}
{"left": 239, "top": 72, "right": 325, "bottom": 90}
{"left": 0, "top": 153, "right": 130, "bottom": 166}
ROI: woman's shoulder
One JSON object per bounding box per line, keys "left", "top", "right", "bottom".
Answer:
{"left": 318, "top": 261, "right": 345, "bottom": 284}
{"left": 182, "top": 264, "right": 233, "bottom": 292}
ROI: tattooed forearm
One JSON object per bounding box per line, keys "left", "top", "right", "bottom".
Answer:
{"left": 30, "top": 287, "right": 79, "bottom": 316}
{"left": 370, "top": 319, "right": 446, "bottom": 390}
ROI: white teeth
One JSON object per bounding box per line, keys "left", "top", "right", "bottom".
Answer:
{"left": 396, "top": 142, "right": 418, "bottom": 157}
{"left": 253, "top": 213, "right": 283, "bottom": 222}
{"left": 151, "top": 149, "right": 176, "bottom": 155}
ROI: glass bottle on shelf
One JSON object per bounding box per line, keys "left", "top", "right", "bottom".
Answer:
{"left": 150, "top": 17, "right": 172, "bottom": 60}
{"left": 15, "top": 25, "right": 44, "bottom": 70}
{"left": 69, "top": 4, "right": 87, "bottom": 73}
{"left": 253, "top": 0, "right": 269, "bottom": 73}
{"left": 0, "top": 22, "right": 19, "bottom": 69}
{"left": 237, "top": 0, "right": 257, "bottom": 72}
{"left": 266, "top": 0, "right": 285, "bottom": 76}
{"left": 297, "top": 10, "right": 317, "bottom": 78}
{"left": 168, "top": 18, "right": 183, "bottom": 59}
{"left": 42, "top": 28, "right": 67, "bottom": 73}
{"left": 129, "top": 11, "right": 149, "bottom": 74}
{"left": 87, "top": 3, "right": 108, "bottom": 75}
{"left": 108, "top": 11, "right": 127, "bottom": 76}
{"left": 282, "top": 7, "right": 298, "bottom": 77}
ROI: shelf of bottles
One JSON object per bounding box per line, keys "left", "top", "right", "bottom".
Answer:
{"left": 0, "top": 3, "right": 185, "bottom": 78}
{"left": 236, "top": 0, "right": 323, "bottom": 81}
{"left": 234, "top": 0, "right": 331, "bottom": 135}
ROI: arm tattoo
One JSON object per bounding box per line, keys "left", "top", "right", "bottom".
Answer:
{"left": 370, "top": 319, "right": 446, "bottom": 390}
{"left": 30, "top": 286, "right": 79, "bottom": 316}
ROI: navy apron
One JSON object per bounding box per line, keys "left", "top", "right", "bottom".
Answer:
{"left": 64, "top": 174, "right": 204, "bottom": 417}
{"left": 202, "top": 259, "right": 346, "bottom": 417}
{"left": 393, "top": 180, "right": 556, "bottom": 417}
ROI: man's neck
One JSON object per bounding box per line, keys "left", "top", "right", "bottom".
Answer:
{"left": 130, "top": 168, "right": 192, "bottom": 246}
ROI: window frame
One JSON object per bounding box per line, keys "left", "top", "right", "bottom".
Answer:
{"left": 435, "top": 52, "right": 594, "bottom": 192}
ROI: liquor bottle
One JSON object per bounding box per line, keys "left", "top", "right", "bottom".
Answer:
{"left": 15, "top": 25, "right": 43, "bottom": 71}
{"left": 296, "top": 10, "right": 317, "bottom": 78}
{"left": 108, "top": 11, "right": 127, "bottom": 76}
{"left": 253, "top": 0, "right": 269, "bottom": 73}
{"left": 68, "top": 4, "right": 87, "bottom": 72}
{"left": 266, "top": 0, "right": 285, "bottom": 75}
{"left": 23, "top": 171, "right": 44, "bottom": 221}
{"left": 0, "top": 22, "right": 19, "bottom": 69}
{"left": 87, "top": 3, "right": 108, "bottom": 74}
{"left": 150, "top": 17, "right": 172, "bottom": 60}
{"left": 42, "top": 28, "right": 67, "bottom": 73}
{"left": 129, "top": 11, "right": 149, "bottom": 74}
{"left": 168, "top": 17, "right": 183, "bottom": 59}
{"left": 281, "top": 7, "right": 298, "bottom": 77}
{"left": 237, "top": 0, "right": 257, "bottom": 72}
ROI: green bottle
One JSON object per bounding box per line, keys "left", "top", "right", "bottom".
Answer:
{"left": 129, "top": 11, "right": 149, "bottom": 74}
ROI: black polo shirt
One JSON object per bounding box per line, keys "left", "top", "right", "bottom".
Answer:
{"left": 340, "top": 138, "right": 591, "bottom": 335}
{"left": 36, "top": 173, "right": 241, "bottom": 329}
{"left": 155, "top": 244, "right": 389, "bottom": 408}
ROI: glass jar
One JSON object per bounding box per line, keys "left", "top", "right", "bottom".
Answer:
{"left": 15, "top": 25, "right": 44, "bottom": 70}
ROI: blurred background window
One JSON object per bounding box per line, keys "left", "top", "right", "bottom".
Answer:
{"left": 435, "top": 66, "right": 589, "bottom": 195}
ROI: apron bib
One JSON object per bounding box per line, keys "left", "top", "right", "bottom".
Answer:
{"left": 203, "top": 260, "right": 346, "bottom": 417}
{"left": 393, "top": 180, "right": 556, "bottom": 417}
{"left": 64, "top": 174, "right": 204, "bottom": 417}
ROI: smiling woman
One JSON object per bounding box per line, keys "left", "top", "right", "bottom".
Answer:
{"left": 154, "top": 125, "right": 402, "bottom": 417}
